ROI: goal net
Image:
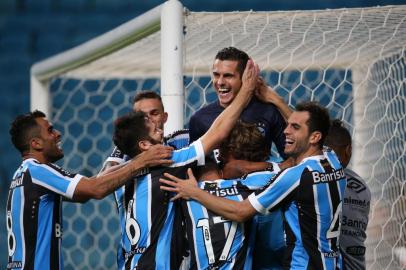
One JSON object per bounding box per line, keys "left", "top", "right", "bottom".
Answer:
{"left": 30, "top": 1, "right": 406, "bottom": 269}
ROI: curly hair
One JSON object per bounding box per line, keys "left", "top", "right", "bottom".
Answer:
{"left": 219, "top": 120, "right": 270, "bottom": 162}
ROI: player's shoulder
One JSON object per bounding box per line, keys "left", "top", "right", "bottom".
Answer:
{"left": 248, "top": 96, "right": 280, "bottom": 112}
{"left": 192, "top": 101, "right": 222, "bottom": 118}
{"left": 344, "top": 168, "right": 371, "bottom": 196}
{"left": 24, "top": 158, "right": 76, "bottom": 177}
{"left": 164, "top": 129, "right": 190, "bottom": 150}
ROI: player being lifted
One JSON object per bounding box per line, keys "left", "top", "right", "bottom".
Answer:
{"left": 6, "top": 110, "right": 172, "bottom": 270}
{"left": 111, "top": 59, "right": 259, "bottom": 269}
{"left": 161, "top": 102, "right": 347, "bottom": 270}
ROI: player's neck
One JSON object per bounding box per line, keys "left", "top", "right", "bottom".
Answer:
{"left": 22, "top": 152, "right": 48, "bottom": 164}
{"left": 294, "top": 146, "right": 323, "bottom": 165}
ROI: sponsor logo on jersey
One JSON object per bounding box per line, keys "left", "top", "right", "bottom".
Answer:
{"left": 343, "top": 196, "right": 370, "bottom": 207}
{"left": 346, "top": 178, "right": 366, "bottom": 193}
{"left": 312, "top": 168, "right": 345, "bottom": 184}
{"left": 346, "top": 246, "right": 366, "bottom": 256}
{"left": 10, "top": 174, "right": 24, "bottom": 189}
{"left": 342, "top": 216, "right": 367, "bottom": 230}
{"left": 7, "top": 261, "right": 22, "bottom": 269}
{"left": 323, "top": 251, "right": 339, "bottom": 258}
{"left": 125, "top": 247, "right": 147, "bottom": 259}
{"left": 207, "top": 186, "right": 240, "bottom": 197}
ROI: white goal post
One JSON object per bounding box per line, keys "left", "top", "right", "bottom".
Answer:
{"left": 30, "top": 1, "right": 406, "bottom": 269}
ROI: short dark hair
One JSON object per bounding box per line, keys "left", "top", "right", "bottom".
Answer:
{"left": 219, "top": 120, "right": 270, "bottom": 162}
{"left": 215, "top": 47, "right": 249, "bottom": 77}
{"left": 324, "top": 119, "right": 352, "bottom": 148}
{"left": 132, "top": 91, "right": 163, "bottom": 108}
{"left": 10, "top": 110, "right": 46, "bottom": 155}
{"left": 296, "top": 101, "right": 330, "bottom": 148}
{"left": 113, "top": 111, "right": 149, "bottom": 158}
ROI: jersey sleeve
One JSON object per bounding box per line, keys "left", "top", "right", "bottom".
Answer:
{"left": 248, "top": 165, "right": 301, "bottom": 214}
{"left": 28, "top": 162, "right": 83, "bottom": 199}
{"left": 240, "top": 169, "right": 278, "bottom": 190}
{"left": 170, "top": 139, "right": 205, "bottom": 167}
{"left": 104, "top": 146, "right": 126, "bottom": 164}
{"left": 164, "top": 129, "right": 190, "bottom": 149}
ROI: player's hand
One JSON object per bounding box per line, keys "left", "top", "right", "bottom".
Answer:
{"left": 241, "top": 59, "right": 260, "bottom": 96}
{"left": 221, "top": 159, "right": 252, "bottom": 179}
{"left": 135, "top": 144, "right": 173, "bottom": 168}
{"left": 159, "top": 168, "right": 199, "bottom": 201}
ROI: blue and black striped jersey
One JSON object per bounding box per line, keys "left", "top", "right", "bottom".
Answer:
{"left": 183, "top": 169, "right": 278, "bottom": 270}
{"left": 116, "top": 139, "right": 205, "bottom": 270}
{"left": 6, "top": 158, "right": 82, "bottom": 270}
{"left": 249, "top": 150, "right": 346, "bottom": 270}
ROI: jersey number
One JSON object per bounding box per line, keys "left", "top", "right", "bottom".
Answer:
{"left": 7, "top": 211, "right": 16, "bottom": 257}
{"left": 197, "top": 216, "right": 238, "bottom": 264}
{"left": 126, "top": 217, "right": 141, "bottom": 246}
{"left": 327, "top": 202, "right": 342, "bottom": 240}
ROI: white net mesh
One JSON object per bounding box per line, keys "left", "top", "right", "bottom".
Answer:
{"left": 43, "top": 5, "right": 406, "bottom": 269}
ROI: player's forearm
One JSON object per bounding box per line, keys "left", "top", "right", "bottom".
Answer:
{"left": 202, "top": 87, "right": 252, "bottom": 151}
{"left": 74, "top": 159, "right": 144, "bottom": 201}
{"left": 191, "top": 187, "right": 252, "bottom": 222}
{"left": 264, "top": 90, "right": 292, "bottom": 121}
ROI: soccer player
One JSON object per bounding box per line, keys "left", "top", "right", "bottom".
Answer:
{"left": 161, "top": 102, "right": 347, "bottom": 270}
{"left": 6, "top": 110, "right": 173, "bottom": 270}
{"left": 101, "top": 90, "right": 189, "bottom": 171}
{"left": 112, "top": 59, "right": 259, "bottom": 269}
{"left": 189, "top": 47, "right": 287, "bottom": 161}
{"left": 325, "top": 119, "right": 371, "bottom": 270}
{"left": 182, "top": 120, "right": 284, "bottom": 269}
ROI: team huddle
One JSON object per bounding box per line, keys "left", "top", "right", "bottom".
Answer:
{"left": 6, "top": 47, "right": 370, "bottom": 270}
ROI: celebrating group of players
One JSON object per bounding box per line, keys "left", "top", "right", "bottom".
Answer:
{"left": 6, "top": 47, "right": 370, "bottom": 270}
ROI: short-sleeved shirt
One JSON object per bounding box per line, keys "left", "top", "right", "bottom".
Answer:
{"left": 249, "top": 150, "right": 346, "bottom": 270}
{"left": 188, "top": 97, "right": 286, "bottom": 159}
{"left": 340, "top": 168, "right": 371, "bottom": 270}
{"left": 6, "top": 158, "right": 82, "bottom": 270}
{"left": 116, "top": 140, "right": 205, "bottom": 270}
{"left": 183, "top": 169, "right": 279, "bottom": 270}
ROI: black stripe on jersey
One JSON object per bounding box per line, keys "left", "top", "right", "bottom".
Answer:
{"left": 297, "top": 168, "right": 323, "bottom": 270}
{"left": 327, "top": 174, "right": 341, "bottom": 252}
{"left": 283, "top": 221, "right": 295, "bottom": 270}
{"left": 7, "top": 188, "right": 14, "bottom": 267}
{"left": 22, "top": 170, "right": 39, "bottom": 270}
{"left": 50, "top": 197, "right": 62, "bottom": 269}
{"left": 136, "top": 166, "right": 189, "bottom": 269}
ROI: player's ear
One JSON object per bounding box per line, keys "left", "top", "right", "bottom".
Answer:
{"left": 30, "top": 137, "right": 43, "bottom": 151}
{"left": 138, "top": 140, "right": 152, "bottom": 151}
{"left": 309, "top": 131, "right": 322, "bottom": 145}
{"left": 163, "top": 112, "right": 168, "bottom": 124}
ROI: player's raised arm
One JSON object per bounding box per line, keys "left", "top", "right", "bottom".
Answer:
{"left": 255, "top": 77, "right": 293, "bottom": 121}
{"left": 160, "top": 168, "right": 257, "bottom": 222}
{"left": 199, "top": 59, "right": 259, "bottom": 154}
{"left": 73, "top": 144, "right": 173, "bottom": 202}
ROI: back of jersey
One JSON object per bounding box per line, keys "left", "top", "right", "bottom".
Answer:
{"left": 183, "top": 170, "right": 275, "bottom": 270}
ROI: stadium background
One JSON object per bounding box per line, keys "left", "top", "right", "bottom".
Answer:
{"left": 1, "top": 0, "right": 406, "bottom": 268}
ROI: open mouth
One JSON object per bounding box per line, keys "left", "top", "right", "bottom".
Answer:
{"left": 218, "top": 88, "right": 231, "bottom": 95}
{"left": 56, "top": 141, "right": 63, "bottom": 150}
{"left": 285, "top": 138, "right": 294, "bottom": 146}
